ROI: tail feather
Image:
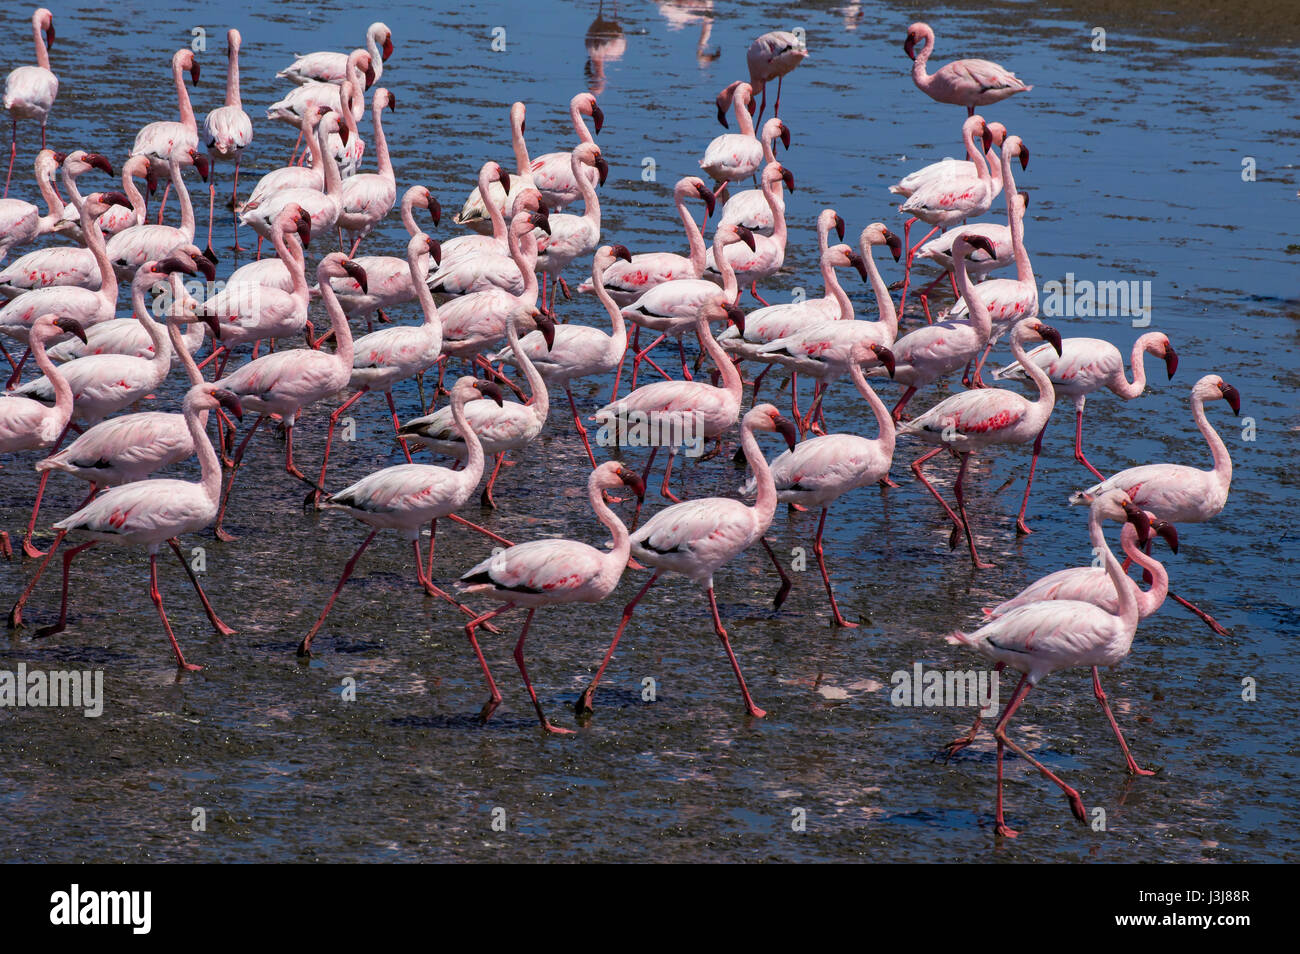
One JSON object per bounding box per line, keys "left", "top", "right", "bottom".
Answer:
{"left": 945, "top": 630, "right": 975, "bottom": 647}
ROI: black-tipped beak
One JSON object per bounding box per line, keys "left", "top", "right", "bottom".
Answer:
{"left": 190, "top": 61, "right": 201, "bottom": 85}
{"left": 1019, "top": 145, "right": 1030, "bottom": 170}
{"left": 382, "top": 35, "right": 394, "bottom": 61}
{"left": 428, "top": 238, "right": 443, "bottom": 266}
{"left": 1163, "top": 344, "right": 1178, "bottom": 380}
{"left": 497, "top": 167, "right": 511, "bottom": 195}
{"left": 146, "top": 169, "right": 158, "bottom": 195}
{"left": 982, "top": 126, "right": 994, "bottom": 154}
{"left": 1037, "top": 323, "right": 1063, "bottom": 356}
{"left": 1123, "top": 501, "right": 1152, "bottom": 546}
{"left": 294, "top": 214, "right": 312, "bottom": 250}
{"left": 715, "top": 97, "right": 729, "bottom": 128}
{"left": 343, "top": 260, "right": 368, "bottom": 293}
{"left": 387, "top": 92, "right": 397, "bottom": 112}
{"left": 54, "top": 317, "right": 88, "bottom": 344}
{"left": 51, "top": 150, "right": 66, "bottom": 164}
{"left": 1154, "top": 519, "right": 1179, "bottom": 554}
{"left": 834, "top": 213, "right": 846, "bottom": 241}
{"left": 848, "top": 252, "right": 869, "bottom": 283}
{"left": 45, "top": 22, "right": 54, "bottom": 50}
{"left": 364, "top": 63, "right": 376, "bottom": 89}
{"left": 591, "top": 103, "right": 605, "bottom": 134}
{"left": 736, "top": 225, "right": 757, "bottom": 252}
{"left": 884, "top": 229, "right": 902, "bottom": 262}
{"left": 871, "top": 344, "right": 897, "bottom": 378}
{"left": 338, "top": 121, "right": 350, "bottom": 146}
{"left": 595, "top": 156, "right": 609, "bottom": 186}
{"left": 194, "top": 155, "right": 211, "bottom": 182}
{"left": 428, "top": 195, "right": 442, "bottom": 228}
{"left": 161, "top": 254, "right": 197, "bottom": 276}
{"left": 103, "top": 190, "right": 132, "bottom": 209}
{"left": 697, "top": 184, "right": 716, "bottom": 216}
{"left": 781, "top": 168, "right": 795, "bottom": 193}
{"left": 476, "top": 380, "right": 505, "bottom": 406}
{"left": 612, "top": 244, "right": 632, "bottom": 263}
{"left": 215, "top": 388, "right": 244, "bottom": 420}
{"left": 537, "top": 313, "right": 556, "bottom": 351}
{"left": 620, "top": 468, "right": 646, "bottom": 501}
{"left": 779, "top": 124, "right": 791, "bottom": 150}
{"left": 87, "top": 153, "right": 114, "bottom": 176}
{"left": 966, "top": 235, "right": 997, "bottom": 259}
{"left": 724, "top": 302, "right": 745, "bottom": 335}
{"left": 531, "top": 212, "right": 551, "bottom": 235}
{"left": 775, "top": 415, "right": 798, "bottom": 450}
{"left": 746, "top": 96, "right": 756, "bottom": 117}
{"left": 904, "top": 33, "right": 917, "bottom": 60}
{"left": 201, "top": 314, "right": 223, "bottom": 341}
{"left": 1019, "top": 189, "right": 1030, "bottom": 209}
{"left": 1220, "top": 382, "right": 1241, "bottom": 415}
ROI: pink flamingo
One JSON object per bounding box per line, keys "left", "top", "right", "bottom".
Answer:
{"left": 240, "top": 112, "right": 345, "bottom": 245}
{"left": 401, "top": 305, "right": 553, "bottom": 509}
{"left": 297, "top": 376, "right": 509, "bottom": 658}
{"left": 131, "top": 49, "right": 200, "bottom": 221}
{"left": 717, "top": 118, "right": 791, "bottom": 235}
{"left": 574, "top": 177, "right": 714, "bottom": 306}
{"left": 267, "top": 52, "right": 372, "bottom": 151}
{"left": 457, "top": 461, "right": 646, "bottom": 733}
{"left": 944, "top": 489, "right": 1146, "bottom": 838}
{"left": 105, "top": 147, "right": 211, "bottom": 280}
{"left": 529, "top": 92, "right": 604, "bottom": 212}
{"left": 492, "top": 244, "right": 633, "bottom": 467}
{"left": 0, "top": 148, "right": 66, "bottom": 262}
{"left": 534, "top": 143, "right": 607, "bottom": 313}
{"left": 201, "top": 29, "right": 254, "bottom": 253}
{"left": 871, "top": 232, "right": 999, "bottom": 422}
{"left": 239, "top": 104, "right": 330, "bottom": 214}
{"left": 277, "top": 22, "right": 392, "bottom": 86}
{"left": 428, "top": 186, "right": 548, "bottom": 299}
{"left": 943, "top": 499, "right": 1178, "bottom": 772}
{"left": 904, "top": 21, "right": 1031, "bottom": 114}
{"left": 453, "top": 102, "right": 535, "bottom": 235}
{"left": 337, "top": 88, "right": 396, "bottom": 254}
{"left": 594, "top": 300, "right": 745, "bottom": 502}
{"left": 43, "top": 383, "right": 243, "bottom": 671}
{"left": 1072, "top": 374, "right": 1240, "bottom": 636}
{"left": 993, "top": 332, "right": 1179, "bottom": 480}
{"left": 699, "top": 81, "right": 761, "bottom": 200}
{"left": 311, "top": 234, "right": 446, "bottom": 497}
{"left": 3, "top": 7, "right": 56, "bottom": 197}
{"left": 912, "top": 191, "right": 1025, "bottom": 319}
{"left": 741, "top": 341, "right": 897, "bottom": 627}
{"left": 900, "top": 317, "right": 1061, "bottom": 567}
{"left": 575, "top": 403, "right": 798, "bottom": 719}
{"left": 747, "top": 31, "right": 807, "bottom": 122}
{"left": 437, "top": 163, "right": 512, "bottom": 263}
{"left": 214, "top": 253, "right": 367, "bottom": 538}
{"left": 702, "top": 162, "right": 793, "bottom": 305}
{"left": 889, "top": 121, "right": 1005, "bottom": 199}
{"left": 47, "top": 152, "right": 151, "bottom": 253}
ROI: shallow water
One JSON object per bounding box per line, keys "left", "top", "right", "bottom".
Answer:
{"left": 1, "top": 0, "right": 1297, "bottom": 862}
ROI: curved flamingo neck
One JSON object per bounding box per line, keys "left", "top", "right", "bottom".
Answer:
{"left": 763, "top": 174, "right": 786, "bottom": 246}
{"left": 1119, "top": 525, "right": 1168, "bottom": 618}
{"left": 122, "top": 164, "right": 148, "bottom": 222}
{"left": 861, "top": 239, "right": 897, "bottom": 338}
{"left": 1191, "top": 390, "right": 1232, "bottom": 492}
{"left": 739, "top": 418, "right": 777, "bottom": 526}
{"left": 761, "top": 127, "right": 779, "bottom": 165}
{"left": 168, "top": 155, "right": 196, "bottom": 240}
{"left": 174, "top": 57, "right": 196, "bottom": 132}
{"left": 712, "top": 229, "right": 740, "bottom": 300}
{"left": 506, "top": 311, "right": 548, "bottom": 421}
{"left": 451, "top": 390, "right": 486, "bottom": 490}
{"left": 129, "top": 274, "right": 174, "bottom": 373}
{"left": 479, "top": 166, "right": 507, "bottom": 242}
{"left": 372, "top": 100, "right": 393, "bottom": 180}
{"left": 676, "top": 186, "right": 708, "bottom": 275}
{"left": 570, "top": 97, "right": 596, "bottom": 145}
{"left": 590, "top": 476, "right": 631, "bottom": 581}
{"left": 301, "top": 112, "right": 326, "bottom": 170}
{"left": 225, "top": 42, "right": 242, "bottom": 109}
{"left": 409, "top": 247, "right": 442, "bottom": 332}
{"left": 365, "top": 34, "right": 384, "bottom": 83}
{"left": 316, "top": 119, "right": 344, "bottom": 198}
{"left": 1010, "top": 330, "right": 1055, "bottom": 422}
{"left": 508, "top": 224, "right": 539, "bottom": 305}
{"left": 821, "top": 252, "right": 852, "bottom": 321}
{"left": 911, "top": 31, "right": 934, "bottom": 90}
{"left": 318, "top": 270, "right": 354, "bottom": 367}
{"left": 1000, "top": 148, "right": 1033, "bottom": 283}
{"left": 952, "top": 244, "right": 992, "bottom": 340}
{"left": 510, "top": 109, "right": 531, "bottom": 176}
{"left": 80, "top": 201, "right": 119, "bottom": 302}
{"left": 733, "top": 88, "right": 756, "bottom": 138}
{"left": 592, "top": 260, "right": 626, "bottom": 358}
{"left": 30, "top": 324, "right": 72, "bottom": 426}
{"left": 849, "top": 361, "right": 897, "bottom": 458}
{"left": 1113, "top": 334, "right": 1161, "bottom": 400}
{"left": 35, "top": 159, "right": 63, "bottom": 222}
{"left": 184, "top": 391, "right": 223, "bottom": 503}
{"left": 963, "top": 123, "right": 991, "bottom": 182}
{"left": 571, "top": 151, "right": 600, "bottom": 223}
{"left": 273, "top": 226, "right": 308, "bottom": 302}
{"left": 1089, "top": 507, "right": 1139, "bottom": 632}
{"left": 33, "top": 17, "right": 51, "bottom": 71}
{"left": 696, "top": 313, "right": 741, "bottom": 402}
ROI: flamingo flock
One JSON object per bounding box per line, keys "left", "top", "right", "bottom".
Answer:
{"left": 0, "top": 10, "right": 1246, "bottom": 840}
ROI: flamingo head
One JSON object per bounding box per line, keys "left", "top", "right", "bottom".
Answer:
{"left": 181, "top": 246, "right": 218, "bottom": 281}
{"left": 82, "top": 152, "right": 114, "bottom": 177}
{"left": 1120, "top": 497, "right": 1153, "bottom": 546}
{"left": 382, "top": 89, "right": 396, "bottom": 112}
{"left": 715, "top": 80, "right": 743, "bottom": 127}
{"left": 863, "top": 222, "right": 902, "bottom": 262}
{"left": 1216, "top": 378, "right": 1241, "bottom": 415}
{"left": 93, "top": 191, "right": 133, "bottom": 215}
{"left": 52, "top": 316, "right": 87, "bottom": 345}
{"left": 613, "top": 464, "right": 645, "bottom": 502}
{"left": 988, "top": 122, "right": 1008, "bottom": 147}
{"left": 378, "top": 24, "right": 394, "bottom": 61}
{"left": 609, "top": 243, "right": 632, "bottom": 263}
{"left": 904, "top": 24, "right": 925, "bottom": 60}
{"left": 1158, "top": 336, "right": 1178, "bottom": 379}
{"left": 749, "top": 404, "right": 799, "bottom": 450}
{"left": 1029, "top": 321, "right": 1063, "bottom": 356}
{"left": 190, "top": 150, "right": 211, "bottom": 183}
{"left": 492, "top": 162, "right": 511, "bottom": 196}
{"left": 531, "top": 308, "right": 557, "bottom": 351}
{"left": 358, "top": 51, "right": 376, "bottom": 89}
{"left": 39, "top": 10, "right": 54, "bottom": 50}
{"left": 177, "top": 49, "right": 200, "bottom": 86}
{"left": 1004, "top": 136, "right": 1029, "bottom": 170}
{"left": 472, "top": 378, "right": 505, "bottom": 407}
{"left": 47, "top": 149, "right": 66, "bottom": 166}
{"left": 576, "top": 143, "right": 608, "bottom": 186}
{"left": 511, "top": 102, "right": 527, "bottom": 136}
{"left": 154, "top": 255, "right": 197, "bottom": 279}
{"left": 957, "top": 233, "right": 998, "bottom": 262}
{"left": 210, "top": 388, "right": 244, "bottom": 421}
{"left": 722, "top": 301, "right": 746, "bottom": 335}
{"left": 832, "top": 211, "right": 846, "bottom": 241}
{"left": 981, "top": 122, "right": 994, "bottom": 155}
{"left": 582, "top": 93, "right": 605, "bottom": 134}
{"left": 424, "top": 236, "right": 442, "bottom": 267}
{"left": 529, "top": 210, "right": 551, "bottom": 235}
{"left": 1016, "top": 190, "right": 1029, "bottom": 213}
{"left": 778, "top": 119, "right": 791, "bottom": 150}
{"left": 227, "top": 28, "right": 241, "bottom": 57}
{"left": 423, "top": 190, "right": 442, "bottom": 228}
{"left": 692, "top": 178, "right": 717, "bottom": 216}
{"left": 341, "top": 260, "right": 368, "bottom": 294}
{"left": 1151, "top": 517, "right": 1179, "bottom": 554}
{"left": 732, "top": 224, "right": 757, "bottom": 252}
{"left": 860, "top": 342, "right": 896, "bottom": 378}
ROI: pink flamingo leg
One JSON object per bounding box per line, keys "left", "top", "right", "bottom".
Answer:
{"left": 480, "top": 453, "right": 505, "bottom": 509}
{"left": 6, "top": 348, "right": 32, "bottom": 390}
{"left": 230, "top": 154, "right": 246, "bottom": 251}
{"left": 20, "top": 422, "right": 73, "bottom": 557}
{"left": 34, "top": 539, "right": 96, "bottom": 638}
{"left": 167, "top": 538, "right": 235, "bottom": 638}
{"left": 445, "top": 512, "right": 514, "bottom": 548}
{"left": 911, "top": 447, "right": 965, "bottom": 537}
{"left": 3, "top": 119, "right": 15, "bottom": 198}
{"left": 148, "top": 551, "right": 203, "bottom": 671}
{"left": 1169, "top": 592, "right": 1231, "bottom": 637}
{"left": 1092, "top": 666, "right": 1156, "bottom": 776}
{"left": 942, "top": 661, "right": 1005, "bottom": 761}
{"left": 311, "top": 388, "right": 369, "bottom": 507}
{"left": 575, "top": 571, "right": 659, "bottom": 715}
{"left": 891, "top": 386, "right": 917, "bottom": 423}
{"left": 297, "top": 529, "right": 378, "bottom": 656}
{"left": 897, "top": 225, "right": 941, "bottom": 320}
{"left": 568, "top": 386, "right": 598, "bottom": 469}
{"left": 464, "top": 603, "right": 515, "bottom": 720}
{"left": 954, "top": 451, "right": 995, "bottom": 569}
{"left": 214, "top": 412, "right": 266, "bottom": 541}
{"left": 156, "top": 182, "right": 171, "bottom": 224}
{"left": 758, "top": 536, "right": 793, "bottom": 610}
{"left": 993, "top": 673, "right": 1087, "bottom": 837}
{"left": 1016, "top": 423, "right": 1046, "bottom": 536}
{"left": 410, "top": 537, "right": 497, "bottom": 627}
{"left": 813, "top": 508, "right": 857, "bottom": 627}
{"left": 706, "top": 584, "right": 766, "bottom": 718}
{"left": 513, "top": 609, "right": 575, "bottom": 735}
{"left": 1073, "top": 405, "right": 1105, "bottom": 480}
{"left": 659, "top": 448, "right": 682, "bottom": 503}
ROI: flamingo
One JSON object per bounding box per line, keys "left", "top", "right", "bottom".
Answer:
{"left": 747, "top": 31, "right": 807, "bottom": 122}
{"left": 702, "top": 162, "right": 793, "bottom": 305}
{"left": 699, "top": 81, "right": 761, "bottom": 200}
{"left": 453, "top": 102, "right": 535, "bottom": 235}
{"left": 993, "top": 332, "right": 1179, "bottom": 480}
{"left": 214, "top": 253, "right": 367, "bottom": 539}
{"left": 575, "top": 403, "right": 798, "bottom": 719}
{"left": 741, "top": 341, "right": 897, "bottom": 626}
{"left": 594, "top": 300, "right": 745, "bottom": 502}
{"left": 534, "top": 142, "right": 608, "bottom": 313}
{"left": 457, "top": 460, "right": 647, "bottom": 733}
{"left": 337, "top": 88, "right": 397, "bottom": 254}
{"left": 105, "top": 147, "right": 211, "bottom": 280}
{"left": 3, "top": 7, "right": 56, "bottom": 198}
{"left": 201, "top": 29, "right": 254, "bottom": 253}
{"left": 400, "top": 304, "right": 553, "bottom": 509}
{"left": 267, "top": 51, "right": 372, "bottom": 144}
{"left": 10, "top": 278, "right": 227, "bottom": 628}
{"left": 574, "top": 177, "right": 714, "bottom": 306}
{"left": 904, "top": 21, "right": 1031, "bottom": 114}
{"left": 900, "top": 317, "right": 1061, "bottom": 567}
{"left": 492, "top": 244, "right": 633, "bottom": 467}
{"left": 50, "top": 152, "right": 151, "bottom": 249}
{"left": 889, "top": 120, "right": 1005, "bottom": 199}
{"left": 943, "top": 489, "right": 1146, "bottom": 838}
{"left": 1071, "top": 374, "right": 1241, "bottom": 636}
{"left": 239, "top": 103, "right": 329, "bottom": 212}
{"left": 869, "top": 232, "right": 999, "bottom": 421}
{"left": 240, "top": 112, "right": 345, "bottom": 246}
{"left": 0, "top": 148, "right": 67, "bottom": 263}
{"left": 428, "top": 184, "right": 548, "bottom": 299}
{"left": 0, "top": 189, "right": 132, "bottom": 384}
{"left": 620, "top": 222, "right": 754, "bottom": 387}
{"left": 529, "top": 92, "right": 604, "bottom": 212}
{"left": 912, "top": 190, "right": 1025, "bottom": 318}
{"left": 297, "top": 377, "right": 510, "bottom": 658}
{"left": 942, "top": 500, "right": 1178, "bottom": 772}
{"left": 277, "top": 22, "right": 393, "bottom": 86}
{"left": 437, "top": 163, "right": 512, "bottom": 264}
{"left": 717, "top": 118, "right": 791, "bottom": 236}
{"left": 311, "top": 234, "right": 445, "bottom": 497}
{"left": 130, "top": 49, "right": 200, "bottom": 221}
{"left": 43, "top": 383, "right": 244, "bottom": 671}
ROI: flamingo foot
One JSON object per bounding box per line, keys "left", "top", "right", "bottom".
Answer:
{"left": 542, "top": 722, "right": 576, "bottom": 736}
{"left": 22, "top": 536, "right": 46, "bottom": 560}
{"left": 478, "top": 696, "right": 502, "bottom": 724}
{"left": 0, "top": 532, "right": 10, "bottom": 561}
{"left": 214, "top": 527, "right": 237, "bottom": 543}
{"left": 1015, "top": 518, "right": 1033, "bottom": 536}
{"left": 994, "top": 823, "right": 1019, "bottom": 839}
